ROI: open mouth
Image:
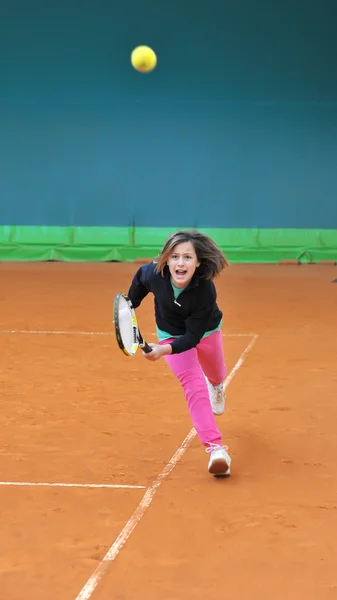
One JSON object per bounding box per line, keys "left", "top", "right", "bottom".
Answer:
{"left": 175, "top": 269, "right": 187, "bottom": 277}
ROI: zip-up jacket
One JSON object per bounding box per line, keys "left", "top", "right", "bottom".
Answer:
{"left": 128, "top": 261, "right": 223, "bottom": 354}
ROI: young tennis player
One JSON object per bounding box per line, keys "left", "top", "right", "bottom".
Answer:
{"left": 128, "top": 230, "right": 231, "bottom": 477}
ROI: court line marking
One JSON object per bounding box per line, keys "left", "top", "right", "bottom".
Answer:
{"left": 0, "top": 329, "right": 112, "bottom": 336}
{"left": 0, "top": 329, "right": 257, "bottom": 337}
{"left": 74, "top": 334, "right": 259, "bottom": 600}
{"left": 0, "top": 482, "right": 146, "bottom": 489}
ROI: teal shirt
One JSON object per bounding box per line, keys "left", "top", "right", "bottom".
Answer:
{"left": 156, "top": 280, "right": 222, "bottom": 342}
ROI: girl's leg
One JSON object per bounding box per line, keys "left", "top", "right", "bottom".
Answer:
{"left": 196, "top": 331, "right": 227, "bottom": 385}
{"left": 160, "top": 340, "right": 222, "bottom": 447}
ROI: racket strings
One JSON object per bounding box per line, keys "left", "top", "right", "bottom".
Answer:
{"left": 117, "top": 299, "right": 138, "bottom": 355}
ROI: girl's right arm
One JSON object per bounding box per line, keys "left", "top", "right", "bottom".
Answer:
{"left": 127, "top": 263, "right": 152, "bottom": 308}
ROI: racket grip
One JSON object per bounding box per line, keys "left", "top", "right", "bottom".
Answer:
{"left": 142, "top": 341, "right": 153, "bottom": 353}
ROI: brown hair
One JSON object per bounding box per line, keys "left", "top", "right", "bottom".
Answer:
{"left": 154, "top": 230, "right": 229, "bottom": 280}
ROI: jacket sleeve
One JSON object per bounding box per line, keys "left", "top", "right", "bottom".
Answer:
{"left": 127, "top": 263, "right": 152, "bottom": 308}
{"left": 169, "top": 285, "right": 218, "bottom": 354}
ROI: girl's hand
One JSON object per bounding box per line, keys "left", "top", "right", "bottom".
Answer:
{"left": 143, "top": 343, "right": 172, "bottom": 361}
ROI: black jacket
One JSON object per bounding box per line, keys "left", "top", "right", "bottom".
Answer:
{"left": 128, "top": 262, "right": 222, "bottom": 354}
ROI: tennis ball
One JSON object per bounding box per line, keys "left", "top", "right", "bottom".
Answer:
{"left": 131, "top": 45, "right": 157, "bottom": 73}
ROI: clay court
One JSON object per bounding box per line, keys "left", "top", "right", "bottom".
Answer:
{"left": 0, "top": 261, "right": 336, "bottom": 600}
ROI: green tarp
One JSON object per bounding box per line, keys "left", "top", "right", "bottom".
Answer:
{"left": 0, "top": 226, "right": 336, "bottom": 263}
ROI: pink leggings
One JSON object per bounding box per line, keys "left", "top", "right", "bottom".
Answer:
{"left": 160, "top": 331, "right": 227, "bottom": 446}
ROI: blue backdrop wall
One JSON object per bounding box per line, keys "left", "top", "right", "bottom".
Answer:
{"left": 1, "top": 0, "right": 337, "bottom": 229}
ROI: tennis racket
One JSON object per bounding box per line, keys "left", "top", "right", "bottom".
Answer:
{"left": 113, "top": 292, "right": 152, "bottom": 356}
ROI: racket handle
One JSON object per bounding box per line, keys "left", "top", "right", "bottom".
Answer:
{"left": 142, "top": 341, "right": 153, "bottom": 354}
{"left": 138, "top": 329, "right": 152, "bottom": 353}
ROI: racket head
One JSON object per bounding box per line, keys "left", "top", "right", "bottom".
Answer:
{"left": 113, "top": 293, "right": 139, "bottom": 356}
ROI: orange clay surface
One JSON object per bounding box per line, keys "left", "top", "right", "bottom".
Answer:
{"left": 0, "top": 262, "right": 336, "bottom": 600}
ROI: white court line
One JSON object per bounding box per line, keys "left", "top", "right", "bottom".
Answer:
{"left": 0, "top": 482, "right": 146, "bottom": 489}
{"left": 0, "top": 329, "right": 257, "bottom": 337}
{"left": 0, "top": 329, "right": 112, "bottom": 336}
{"left": 74, "top": 334, "right": 259, "bottom": 600}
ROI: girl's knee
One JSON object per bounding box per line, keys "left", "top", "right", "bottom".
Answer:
{"left": 178, "top": 372, "right": 207, "bottom": 391}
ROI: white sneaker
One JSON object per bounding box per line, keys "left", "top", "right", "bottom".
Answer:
{"left": 206, "top": 378, "right": 226, "bottom": 415}
{"left": 206, "top": 443, "right": 231, "bottom": 477}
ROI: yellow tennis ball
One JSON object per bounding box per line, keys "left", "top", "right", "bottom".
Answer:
{"left": 131, "top": 45, "right": 157, "bottom": 73}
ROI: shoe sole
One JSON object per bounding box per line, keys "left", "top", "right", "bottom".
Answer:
{"left": 208, "top": 458, "right": 230, "bottom": 477}
{"left": 212, "top": 408, "right": 224, "bottom": 415}
{"left": 211, "top": 401, "right": 225, "bottom": 415}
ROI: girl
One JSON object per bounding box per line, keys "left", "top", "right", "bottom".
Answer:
{"left": 128, "top": 230, "right": 231, "bottom": 477}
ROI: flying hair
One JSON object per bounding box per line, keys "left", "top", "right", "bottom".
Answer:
{"left": 154, "top": 230, "right": 229, "bottom": 280}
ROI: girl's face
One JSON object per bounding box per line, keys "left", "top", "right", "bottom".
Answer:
{"left": 167, "top": 241, "right": 200, "bottom": 288}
